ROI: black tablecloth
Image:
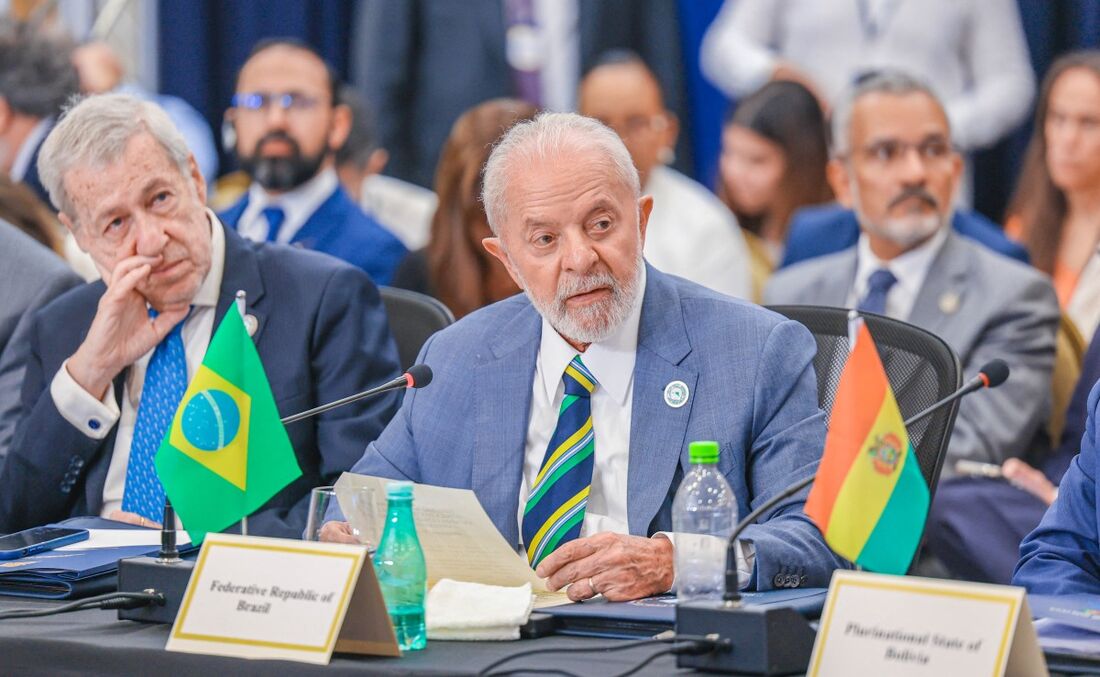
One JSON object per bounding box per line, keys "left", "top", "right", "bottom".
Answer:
{"left": 0, "top": 598, "right": 689, "bottom": 676}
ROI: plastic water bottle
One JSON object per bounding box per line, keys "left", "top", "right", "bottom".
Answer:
{"left": 373, "top": 481, "right": 427, "bottom": 651}
{"left": 672, "top": 441, "right": 738, "bottom": 602}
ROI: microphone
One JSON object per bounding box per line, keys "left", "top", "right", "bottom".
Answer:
{"left": 280, "top": 364, "right": 433, "bottom": 425}
{"left": 676, "top": 359, "right": 1010, "bottom": 674}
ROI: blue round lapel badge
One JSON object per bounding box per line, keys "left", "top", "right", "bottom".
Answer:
{"left": 664, "top": 380, "right": 689, "bottom": 409}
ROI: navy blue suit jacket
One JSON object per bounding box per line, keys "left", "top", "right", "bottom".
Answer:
{"left": 0, "top": 224, "right": 402, "bottom": 538}
{"left": 219, "top": 186, "right": 408, "bottom": 286}
{"left": 20, "top": 131, "right": 50, "bottom": 208}
{"left": 349, "top": 265, "right": 849, "bottom": 590}
{"left": 780, "top": 204, "right": 1029, "bottom": 269}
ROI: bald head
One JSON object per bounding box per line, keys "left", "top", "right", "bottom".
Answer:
{"left": 578, "top": 58, "right": 677, "bottom": 184}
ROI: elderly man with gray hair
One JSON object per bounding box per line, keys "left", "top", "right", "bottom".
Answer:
{"left": 325, "top": 111, "right": 846, "bottom": 601}
{"left": 0, "top": 93, "right": 402, "bottom": 538}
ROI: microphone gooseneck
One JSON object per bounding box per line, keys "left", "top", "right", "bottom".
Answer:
{"left": 280, "top": 365, "right": 434, "bottom": 425}
{"left": 721, "top": 359, "right": 1010, "bottom": 602}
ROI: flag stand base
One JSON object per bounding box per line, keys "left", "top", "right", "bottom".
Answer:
{"left": 117, "top": 555, "right": 195, "bottom": 624}
{"left": 675, "top": 600, "right": 816, "bottom": 675}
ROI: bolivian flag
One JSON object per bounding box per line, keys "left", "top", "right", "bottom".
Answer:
{"left": 804, "top": 318, "right": 929, "bottom": 574}
{"left": 155, "top": 308, "right": 301, "bottom": 542}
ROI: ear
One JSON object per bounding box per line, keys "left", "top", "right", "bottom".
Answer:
{"left": 187, "top": 153, "right": 207, "bottom": 204}
{"left": 482, "top": 236, "right": 523, "bottom": 289}
{"left": 661, "top": 111, "right": 680, "bottom": 151}
{"left": 637, "top": 194, "right": 654, "bottom": 246}
{"left": 220, "top": 113, "right": 237, "bottom": 152}
{"left": 328, "top": 103, "right": 352, "bottom": 152}
{"left": 827, "top": 158, "right": 853, "bottom": 208}
{"left": 0, "top": 97, "right": 11, "bottom": 132}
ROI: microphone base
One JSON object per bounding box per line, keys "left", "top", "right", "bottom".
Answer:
{"left": 117, "top": 555, "right": 195, "bottom": 624}
{"left": 675, "top": 600, "right": 816, "bottom": 675}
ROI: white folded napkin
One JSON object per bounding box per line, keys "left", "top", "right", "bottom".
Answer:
{"left": 426, "top": 579, "right": 535, "bottom": 641}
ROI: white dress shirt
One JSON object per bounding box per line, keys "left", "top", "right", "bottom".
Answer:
{"left": 49, "top": 212, "right": 226, "bottom": 519}
{"left": 517, "top": 266, "right": 753, "bottom": 584}
{"left": 848, "top": 226, "right": 949, "bottom": 321}
{"left": 236, "top": 168, "right": 339, "bottom": 244}
{"left": 701, "top": 0, "right": 1035, "bottom": 150}
{"left": 9, "top": 117, "right": 52, "bottom": 182}
{"left": 642, "top": 165, "right": 752, "bottom": 300}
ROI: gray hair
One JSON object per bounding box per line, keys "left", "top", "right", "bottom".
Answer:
{"left": 38, "top": 93, "right": 192, "bottom": 218}
{"left": 830, "top": 70, "right": 950, "bottom": 157}
{"left": 0, "top": 18, "right": 79, "bottom": 119}
{"left": 481, "top": 112, "right": 641, "bottom": 234}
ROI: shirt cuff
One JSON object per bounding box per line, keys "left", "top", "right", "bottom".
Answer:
{"left": 50, "top": 359, "right": 120, "bottom": 439}
{"left": 654, "top": 532, "right": 756, "bottom": 591}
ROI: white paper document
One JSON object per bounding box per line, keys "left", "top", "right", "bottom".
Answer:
{"left": 57, "top": 528, "right": 192, "bottom": 551}
{"left": 335, "top": 473, "right": 569, "bottom": 607}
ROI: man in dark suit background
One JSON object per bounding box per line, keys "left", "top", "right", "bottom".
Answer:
{"left": 0, "top": 93, "right": 402, "bottom": 538}
{"left": 353, "top": 0, "right": 690, "bottom": 189}
{"left": 0, "top": 18, "right": 79, "bottom": 207}
{"left": 219, "top": 40, "right": 408, "bottom": 286}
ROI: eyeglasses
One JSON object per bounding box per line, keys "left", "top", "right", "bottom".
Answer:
{"left": 851, "top": 138, "right": 956, "bottom": 167}
{"left": 231, "top": 92, "right": 323, "bottom": 114}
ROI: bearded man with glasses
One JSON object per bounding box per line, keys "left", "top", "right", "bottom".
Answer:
{"left": 219, "top": 39, "right": 407, "bottom": 286}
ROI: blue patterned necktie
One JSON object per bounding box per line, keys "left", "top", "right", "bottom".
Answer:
{"left": 857, "top": 268, "right": 898, "bottom": 315}
{"left": 262, "top": 206, "right": 285, "bottom": 243}
{"left": 122, "top": 310, "right": 188, "bottom": 523}
{"left": 522, "top": 356, "right": 598, "bottom": 568}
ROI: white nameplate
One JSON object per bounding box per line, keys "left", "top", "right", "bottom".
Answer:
{"left": 809, "top": 571, "right": 1047, "bottom": 677}
{"left": 167, "top": 533, "right": 399, "bottom": 665}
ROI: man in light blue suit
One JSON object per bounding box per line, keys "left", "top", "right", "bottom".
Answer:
{"left": 325, "top": 112, "right": 846, "bottom": 601}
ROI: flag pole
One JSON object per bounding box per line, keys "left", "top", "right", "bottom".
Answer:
{"left": 236, "top": 289, "right": 249, "bottom": 538}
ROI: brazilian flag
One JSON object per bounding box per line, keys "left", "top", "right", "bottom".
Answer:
{"left": 155, "top": 307, "right": 301, "bottom": 542}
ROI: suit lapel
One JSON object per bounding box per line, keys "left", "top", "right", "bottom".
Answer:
{"left": 820, "top": 249, "right": 859, "bottom": 307}
{"left": 627, "top": 266, "right": 697, "bottom": 535}
{"left": 214, "top": 223, "right": 267, "bottom": 343}
{"left": 908, "top": 232, "right": 967, "bottom": 338}
{"left": 472, "top": 300, "right": 540, "bottom": 547}
{"left": 289, "top": 188, "right": 343, "bottom": 251}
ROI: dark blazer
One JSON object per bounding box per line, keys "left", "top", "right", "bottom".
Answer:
{"left": 20, "top": 129, "right": 50, "bottom": 207}
{"left": 780, "top": 204, "right": 1030, "bottom": 269}
{"left": 219, "top": 186, "right": 408, "bottom": 286}
{"left": 350, "top": 265, "right": 849, "bottom": 590}
{"left": 0, "top": 224, "right": 403, "bottom": 537}
{"left": 353, "top": 0, "right": 689, "bottom": 188}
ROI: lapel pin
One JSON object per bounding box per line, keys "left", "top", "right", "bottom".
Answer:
{"left": 664, "top": 380, "right": 689, "bottom": 409}
{"left": 243, "top": 314, "right": 259, "bottom": 337}
{"left": 939, "top": 290, "right": 960, "bottom": 315}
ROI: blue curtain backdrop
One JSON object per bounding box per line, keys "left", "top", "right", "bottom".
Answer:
{"left": 157, "top": 0, "right": 355, "bottom": 174}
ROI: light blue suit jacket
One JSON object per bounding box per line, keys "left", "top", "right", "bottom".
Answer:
{"left": 349, "top": 264, "right": 847, "bottom": 590}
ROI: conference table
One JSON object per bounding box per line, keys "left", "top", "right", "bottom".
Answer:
{"left": 0, "top": 597, "right": 686, "bottom": 676}
{"left": 1, "top": 597, "right": 1093, "bottom": 676}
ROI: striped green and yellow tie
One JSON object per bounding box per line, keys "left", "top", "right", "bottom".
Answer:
{"left": 522, "top": 355, "right": 598, "bottom": 568}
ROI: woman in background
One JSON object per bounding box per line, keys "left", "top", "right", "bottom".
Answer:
{"left": 718, "top": 80, "right": 832, "bottom": 296}
{"left": 392, "top": 99, "right": 536, "bottom": 318}
{"left": 1008, "top": 51, "right": 1100, "bottom": 342}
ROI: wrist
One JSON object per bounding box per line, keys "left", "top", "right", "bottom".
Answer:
{"left": 66, "top": 349, "right": 116, "bottom": 401}
{"left": 651, "top": 534, "right": 675, "bottom": 591}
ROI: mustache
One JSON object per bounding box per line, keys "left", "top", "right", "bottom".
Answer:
{"left": 554, "top": 271, "right": 618, "bottom": 305}
{"left": 256, "top": 131, "right": 301, "bottom": 156}
{"left": 888, "top": 187, "right": 939, "bottom": 211}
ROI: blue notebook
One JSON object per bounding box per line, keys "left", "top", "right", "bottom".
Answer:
{"left": 0, "top": 517, "right": 196, "bottom": 600}
{"left": 540, "top": 588, "right": 828, "bottom": 639}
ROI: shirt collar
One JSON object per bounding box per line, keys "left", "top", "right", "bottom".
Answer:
{"left": 192, "top": 209, "right": 227, "bottom": 308}
{"left": 9, "top": 116, "right": 52, "bottom": 182}
{"left": 855, "top": 224, "right": 949, "bottom": 300}
{"left": 243, "top": 167, "right": 339, "bottom": 235}
{"left": 537, "top": 265, "right": 646, "bottom": 406}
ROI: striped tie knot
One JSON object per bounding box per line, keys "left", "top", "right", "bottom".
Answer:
{"left": 563, "top": 356, "right": 597, "bottom": 397}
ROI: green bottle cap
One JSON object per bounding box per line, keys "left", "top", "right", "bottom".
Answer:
{"left": 689, "top": 441, "right": 720, "bottom": 464}
{"left": 386, "top": 481, "right": 414, "bottom": 499}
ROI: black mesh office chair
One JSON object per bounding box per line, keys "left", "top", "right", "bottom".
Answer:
{"left": 767, "top": 305, "right": 962, "bottom": 500}
{"left": 380, "top": 287, "right": 455, "bottom": 370}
